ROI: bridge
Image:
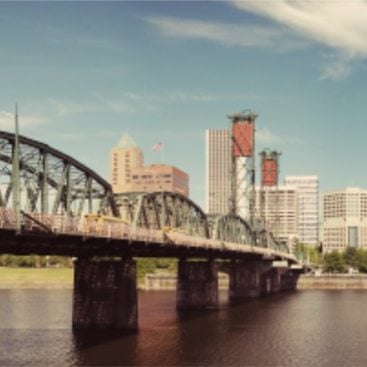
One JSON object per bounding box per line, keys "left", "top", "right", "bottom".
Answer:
{"left": 0, "top": 130, "right": 304, "bottom": 330}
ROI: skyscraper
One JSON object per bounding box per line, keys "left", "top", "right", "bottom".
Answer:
{"left": 323, "top": 187, "right": 367, "bottom": 252}
{"left": 205, "top": 129, "right": 231, "bottom": 214}
{"left": 255, "top": 185, "right": 298, "bottom": 248}
{"left": 284, "top": 175, "right": 319, "bottom": 246}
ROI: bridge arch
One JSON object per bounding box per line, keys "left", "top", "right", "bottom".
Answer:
{"left": 0, "top": 131, "right": 118, "bottom": 216}
{"left": 115, "top": 191, "right": 210, "bottom": 238}
{"left": 210, "top": 214, "right": 254, "bottom": 245}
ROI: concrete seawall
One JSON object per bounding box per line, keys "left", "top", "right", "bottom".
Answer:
{"left": 143, "top": 273, "right": 367, "bottom": 291}
{"left": 297, "top": 274, "right": 367, "bottom": 289}
{"left": 142, "top": 273, "right": 229, "bottom": 291}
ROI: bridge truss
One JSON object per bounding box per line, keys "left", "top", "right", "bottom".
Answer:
{"left": 115, "top": 191, "right": 209, "bottom": 238}
{"left": 0, "top": 131, "right": 118, "bottom": 217}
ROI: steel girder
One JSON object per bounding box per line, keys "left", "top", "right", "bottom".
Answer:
{"left": 115, "top": 191, "right": 210, "bottom": 238}
{"left": 0, "top": 131, "right": 118, "bottom": 217}
{"left": 210, "top": 214, "right": 254, "bottom": 245}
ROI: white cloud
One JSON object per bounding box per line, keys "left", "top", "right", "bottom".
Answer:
{"left": 256, "top": 127, "right": 281, "bottom": 144}
{"left": 0, "top": 111, "right": 48, "bottom": 131}
{"left": 46, "top": 35, "right": 116, "bottom": 49}
{"left": 47, "top": 99, "right": 101, "bottom": 117}
{"left": 46, "top": 96, "right": 132, "bottom": 117}
{"left": 256, "top": 127, "right": 301, "bottom": 145}
{"left": 145, "top": 16, "right": 304, "bottom": 50}
{"left": 122, "top": 91, "right": 263, "bottom": 104}
{"left": 320, "top": 56, "right": 354, "bottom": 81}
{"left": 233, "top": 0, "right": 367, "bottom": 57}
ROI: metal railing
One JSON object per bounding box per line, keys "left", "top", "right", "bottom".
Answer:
{"left": 0, "top": 208, "right": 297, "bottom": 262}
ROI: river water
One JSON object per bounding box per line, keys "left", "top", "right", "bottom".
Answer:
{"left": 1, "top": 289, "right": 367, "bottom": 366}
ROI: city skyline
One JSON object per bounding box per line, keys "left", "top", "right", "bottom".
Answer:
{"left": 0, "top": 2, "right": 366, "bottom": 209}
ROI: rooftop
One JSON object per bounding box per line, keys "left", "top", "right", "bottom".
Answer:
{"left": 116, "top": 133, "right": 138, "bottom": 149}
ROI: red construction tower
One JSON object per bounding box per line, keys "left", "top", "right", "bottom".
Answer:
{"left": 228, "top": 110, "right": 257, "bottom": 225}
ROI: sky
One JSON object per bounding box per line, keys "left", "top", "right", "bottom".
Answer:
{"left": 0, "top": 1, "right": 367, "bottom": 209}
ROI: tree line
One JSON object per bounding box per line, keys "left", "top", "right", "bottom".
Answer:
{"left": 294, "top": 244, "right": 367, "bottom": 273}
{"left": 3, "top": 247, "right": 367, "bottom": 275}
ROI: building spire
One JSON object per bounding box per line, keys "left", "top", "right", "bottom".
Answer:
{"left": 117, "top": 133, "right": 137, "bottom": 149}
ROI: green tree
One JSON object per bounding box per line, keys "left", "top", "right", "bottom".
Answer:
{"left": 344, "top": 247, "right": 359, "bottom": 269}
{"left": 323, "top": 250, "right": 345, "bottom": 273}
{"left": 294, "top": 243, "right": 321, "bottom": 264}
{"left": 356, "top": 249, "right": 367, "bottom": 273}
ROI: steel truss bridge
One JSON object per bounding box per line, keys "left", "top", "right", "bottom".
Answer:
{"left": 0, "top": 130, "right": 300, "bottom": 266}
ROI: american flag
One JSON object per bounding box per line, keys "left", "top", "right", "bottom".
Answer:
{"left": 152, "top": 142, "right": 163, "bottom": 152}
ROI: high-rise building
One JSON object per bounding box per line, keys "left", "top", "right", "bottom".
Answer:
{"left": 323, "top": 187, "right": 367, "bottom": 253}
{"left": 205, "top": 129, "right": 231, "bottom": 214}
{"left": 109, "top": 134, "right": 189, "bottom": 196}
{"left": 284, "top": 176, "right": 319, "bottom": 246}
{"left": 109, "top": 134, "right": 143, "bottom": 193}
{"left": 255, "top": 185, "right": 298, "bottom": 248}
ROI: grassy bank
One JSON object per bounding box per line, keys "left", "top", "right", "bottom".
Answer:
{"left": 0, "top": 267, "right": 73, "bottom": 289}
{"left": 0, "top": 258, "right": 177, "bottom": 289}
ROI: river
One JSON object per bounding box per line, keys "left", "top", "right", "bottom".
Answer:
{"left": 1, "top": 289, "right": 367, "bottom": 366}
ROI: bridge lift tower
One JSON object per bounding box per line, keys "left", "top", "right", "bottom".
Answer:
{"left": 228, "top": 110, "right": 257, "bottom": 226}
{"left": 259, "top": 149, "right": 281, "bottom": 240}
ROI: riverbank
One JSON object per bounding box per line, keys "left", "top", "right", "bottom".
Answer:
{"left": 142, "top": 273, "right": 367, "bottom": 291}
{"left": 0, "top": 267, "right": 148, "bottom": 289}
{"left": 0, "top": 267, "right": 73, "bottom": 289}
{"left": 3, "top": 268, "right": 367, "bottom": 290}
{"left": 297, "top": 274, "right": 367, "bottom": 289}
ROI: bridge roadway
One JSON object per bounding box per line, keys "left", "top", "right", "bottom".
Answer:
{"left": 0, "top": 209, "right": 299, "bottom": 262}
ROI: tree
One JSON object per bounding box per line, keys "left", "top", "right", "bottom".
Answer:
{"left": 294, "top": 243, "right": 321, "bottom": 264}
{"left": 356, "top": 249, "right": 367, "bottom": 273}
{"left": 323, "top": 250, "right": 345, "bottom": 273}
{"left": 344, "top": 247, "right": 358, "bottom": 269}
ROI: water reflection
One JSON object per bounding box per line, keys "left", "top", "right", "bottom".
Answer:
{"left": 3, "top": 290, "right": 367, "bottom": 366}
{"left": 72, "top": 330, "right": 138, "bottom": 366}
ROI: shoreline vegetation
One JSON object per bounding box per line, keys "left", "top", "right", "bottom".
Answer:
{"left": 3, "top": 267, "right": 367, "bottom": 290}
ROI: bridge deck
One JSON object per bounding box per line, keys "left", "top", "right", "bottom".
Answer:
{"left": 0, "top": 209, "right": 299, "bottom": 263}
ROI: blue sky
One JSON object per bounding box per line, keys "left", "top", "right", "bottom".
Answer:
{"left": 0, "top": 1, "right": 367, "bottom": 208}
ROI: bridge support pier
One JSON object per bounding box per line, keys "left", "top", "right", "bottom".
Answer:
{"left": 229, "top": 260, "right": 263, "bottom": 302}
{"left": 280, "top": 270, "right": 300, "bottom": 291}
{"left": 177, "top": 259, "right": 218, "bottom": 310}
{"left": 72, "top": 257, "right": 137, "bottom": 330}
{"left": 261, "top": 268, "right": 282, "bottom": 295}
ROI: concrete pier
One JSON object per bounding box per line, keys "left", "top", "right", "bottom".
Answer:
{"left": 261, "top": 268, "right": 282, "bottom": 295}
{"left": 281, "top": 270, "right": 300, "bottom": 291}
{"left": 229, "top": 260, "right": 263, "bottom": 302}
{"left": 177, "top": 259, "right": 218, "bottom": 310}
{"left": 72, "top": 257, "right": 137, "bottom": 330}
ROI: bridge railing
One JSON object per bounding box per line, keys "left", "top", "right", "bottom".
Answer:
{"left": 0, "top": 208, "right": 17, "bottom": 230}
{"left": 0, "top": 209, "right": 297, "bottom": 262}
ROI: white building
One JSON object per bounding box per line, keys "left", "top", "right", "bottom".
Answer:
{"left": 255, "top": 185, "right": 298, "bottom": 248}
{"left": 323, "top": 187, "right": 367, "bottom": 253}
{"left": 205, "top": 129, "right": 231, "bottom": 215}
{"left": 284, "top": 175, "right": 319, "bottom": 246}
